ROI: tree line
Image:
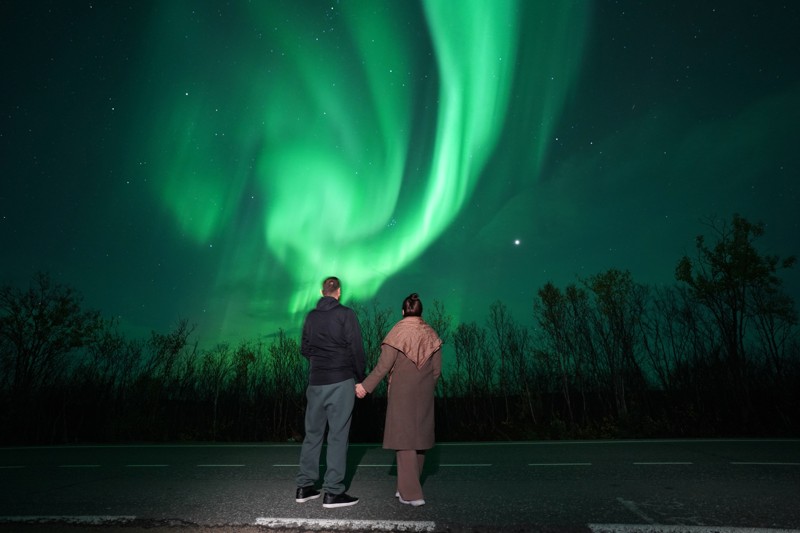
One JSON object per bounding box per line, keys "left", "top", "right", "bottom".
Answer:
{"left": 1, "top": 214, "right": 797, "bottom": 445}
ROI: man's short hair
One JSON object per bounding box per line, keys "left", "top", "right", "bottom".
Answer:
{"left": 322, "top": 276, "right": 341, "bottom": 296}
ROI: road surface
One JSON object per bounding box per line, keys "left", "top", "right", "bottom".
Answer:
{"left": 1, "top": 439, "right": 798, "bottom": 532}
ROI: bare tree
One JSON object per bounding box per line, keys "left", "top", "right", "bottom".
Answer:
{"left": 507, "top": 319, "right": 536, "bottom": 425}
{"left": 750, "top": 280, "right": 798, "bottom": 383}
{"left": 583, "top": 269, "right": 648, "bottom": 419}
{"left": 140, "top": 319, "right": 196, "bottom": 383}
{"left": 424, "top": 299, "right": 452, "bottom": 400}
{"left": 199, "top": 343, "right": 235, "bottom": 440}
{"left": 452, "top": 322, "right": 492, "bottom": 398}
{"left": 70, "top": 318, "right": 144, "bottom": 438}
{"left": 129, "top": 319, "right": 196, "bottom": 440}
{"left": 0, "top": 272, "right": 101, "bottom": 402}
{"left": 534, "top": 282, "right": 594, "bottom": 426}
{"left": 535, "top": 283, "right": 572, "bottom": 424}
{"left": 675, "top": 213, "right": 796, "bottom": 415}
{"left": 354, "top": 300, "right": 393, "bottom": 380}
{"left": 487, "top": 301, "right": 513, "bottom": 422}
{"left": 426, "top": 299, "right": 452, "bottom": 345}
{"left": 268, "top": 329, "right": 304, "bottom": 439}
{"left": 640, "top": 286, "right": 692, "bottom": 391}
{"left": 449, "top": 321, "right": 497, "bottom": 436}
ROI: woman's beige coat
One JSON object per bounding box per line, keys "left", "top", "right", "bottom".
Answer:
{"left": 361, "top": 341, "right": 442, "bottom": 450}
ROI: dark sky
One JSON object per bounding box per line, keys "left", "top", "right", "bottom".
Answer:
{"left": 2, "top": 1, "right": 798, "bottom": 347}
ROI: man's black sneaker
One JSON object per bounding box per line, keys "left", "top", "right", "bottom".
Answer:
{"left": 322, "top": 492, "right": 359, "bottom": 508}
{"left": 295, "top": 486, "right": 320, "bottom": 503}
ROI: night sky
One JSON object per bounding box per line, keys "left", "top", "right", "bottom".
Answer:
{"left": 2, "top": 1, "right": 798, "bottom": 348}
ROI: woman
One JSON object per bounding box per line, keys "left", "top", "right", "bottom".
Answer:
{"left": 355, "top": 293, "right": 443, "bottom": 507}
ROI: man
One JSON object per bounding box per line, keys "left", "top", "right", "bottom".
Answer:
{"left": 295, "top": 276, "right": 366, "bottom": 508}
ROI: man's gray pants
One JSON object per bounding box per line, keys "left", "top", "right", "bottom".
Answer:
{"left": 296, "top": 378, "right": 355, "bottom": 495}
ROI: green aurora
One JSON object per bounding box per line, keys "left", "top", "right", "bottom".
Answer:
{"left": 2, "top": 1, "right": 797, "bottom": 347}
{"left": 143, "top": 0, "right": 589, "bottom": 335}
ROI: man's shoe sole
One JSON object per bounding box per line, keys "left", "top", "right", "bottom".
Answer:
{"left": 296, "top": 493, "right": 320, "bottom": 503}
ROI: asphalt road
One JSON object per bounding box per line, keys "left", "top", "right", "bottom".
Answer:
{"left": 1, "top": 439, "right": 799, "bottom": 532}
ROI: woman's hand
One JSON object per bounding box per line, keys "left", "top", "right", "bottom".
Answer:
{"left": 355, "top": 383, "right": 367, "bottom": 399}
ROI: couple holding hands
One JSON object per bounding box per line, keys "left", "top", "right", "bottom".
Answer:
{"left": 294, "top": 277, "right": 442, "bottom": 509}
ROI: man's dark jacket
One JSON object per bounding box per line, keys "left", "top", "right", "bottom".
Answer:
{"left": 301, "top": 296, "right": 367, "bottom": 386}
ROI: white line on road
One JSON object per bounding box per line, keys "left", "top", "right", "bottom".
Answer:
{"left": 437, "top": 438, "right": 800, "bottom": 446}
{"left": 126, "top": 464, "right": 169, "bottom": 467}
{"left": 440, "top": 463, "right": 492, "bottom": 467}
{"left": 4, "top": 438, "right": 796, "bottom": 451}
{"left": 633, "top": 462, "right": 693, "bottom": 465}
{"left": 590, "top": 525, "right": 800, "bottom": 533}
{"left": 255, "top": 517, "right": 436, "bottom": 532}
{"left": 0, "top": 465, "right": 25, "bottom": 469}
{"left": 197, "top": 464, "right": 245, "bottom": 467}
{"left": 731, "top": 462, "right": 800, "bottom": 466}
{"left": 0, "top": 516, "right": 136, "bottom": 525}
{"left": 529, "top": 462, "right": 592, "bottom": 466}
{"left": 0, "top": 516, "right": 794, "bottom": 533}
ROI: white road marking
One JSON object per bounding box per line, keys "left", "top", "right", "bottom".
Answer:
{"left": 255, "top": 517, "right": 436, "bottom": 531}
{"left": 13, "top": 459, "right": 800, "bottom": 469}
{"left": 440, "top": 463, "right": 492, "bottom": 467}
{"left": 529, "top": 462, "right": 592, "bottom": 466}
{"left": 633, "top": 462, "right": 693, "bottom": 465}
{"left": 273, "top": 462, "right": 495, "bottom": 468}
{"left": 436, "top": 438, "right": 799, "bottom": 446}
{"left": 3, "top": 438, "right": 795, "bottom": 451}
{"left": 274, "top": 463, "right": 494, "bottom": 468}
{"left": 0, "top": 516, "right": 136, "bottom": 525}
{"left": 731, "top": 462, "right": 800, "bottom": 466}
{"left": 590, "top": 525, "right": 800, "bottom": 533}
{"left": 0, "top": 516, "right": 794, "bottom": 533}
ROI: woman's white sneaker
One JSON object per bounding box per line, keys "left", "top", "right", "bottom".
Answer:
{"left": 399, "top": 495, "right": 426, "bottom": 507}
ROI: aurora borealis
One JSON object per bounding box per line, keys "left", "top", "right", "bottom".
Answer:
{"left": 2, "top": 1, "right": 798, "bottom": 346}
